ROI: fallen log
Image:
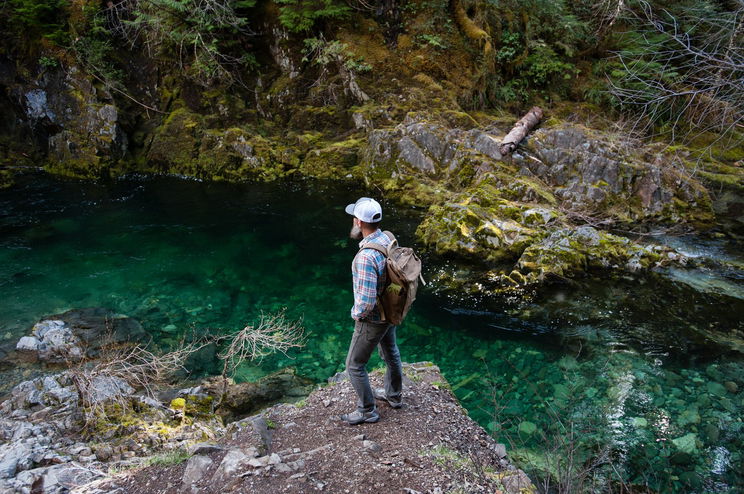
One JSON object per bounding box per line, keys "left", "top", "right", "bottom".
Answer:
{"left": 499, "top": 106, "right": 543, "bottom": 156}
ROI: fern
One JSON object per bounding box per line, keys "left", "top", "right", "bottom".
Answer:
{"left": 275, "top": 0, "right": 350, "bottom": 33}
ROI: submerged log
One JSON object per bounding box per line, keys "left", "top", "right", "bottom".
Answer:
{"left": 499, "top": 106, "right": 543, "bottom": 156}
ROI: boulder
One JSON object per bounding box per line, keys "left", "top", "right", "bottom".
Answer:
{"left": 183, "top": 455, "right": 214, "bottom": 488}
{"left": 16, "top": 336, "right": 39, "bottom": 353}
{"left": 85, "top": 376, "right": 134, "bottom": 404}
{"left": 16, "top": 308, "right": 145, "bottom": 363}
{"left": 211, "top": 449, "right": 248, "bottom": 483}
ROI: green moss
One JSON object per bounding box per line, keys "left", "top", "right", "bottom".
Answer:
{"left": 287, "top": 105, "right": 344, "bottom": 132}
{"left": 147, "top": 107, "right": 203, "bottom": 171}
{"left": 301, "top": 137, "right": 362, "bottom": 179}
{"left": 417, "top": 201, "right": 541, "bottom": 263}
{"left": 184, "top": 394, "right": 215, "bottom": 416}
{"left": 0, "top": 169, "right": 15, "bottom": 189}
{"left": 170, "top": 398, "right": 186, "bottom": 410}
{"left": 516, "top": 227, "right": 670, "bottom": 283}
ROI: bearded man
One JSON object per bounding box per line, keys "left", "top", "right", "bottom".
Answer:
{"left": 340, "top": 197, "right": 403, "bottom": 425}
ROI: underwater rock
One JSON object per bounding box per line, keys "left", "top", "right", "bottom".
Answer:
{"left": 518, "top": 421, "right": 537, "bottom": 435}
{"left": 706, "top": 381, "right": 728, "bottom": 397}
{"left": 672, "top": 433, "right": 698, "bottom": 455}
{"left": 15, "top": 308, "right": 145, "bottom": 364}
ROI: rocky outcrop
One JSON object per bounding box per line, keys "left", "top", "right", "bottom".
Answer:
{"left": 519, "top": 126, "right": 714, "bottom": 225}
{"left": 0, "top": 372, "right": 125, "bottom": 492}
{"left": 84, "top": 363, "right": 536, "bottom": 494}
{"left": 0, "top": 369, "right": 227, "bottom": 493}
{"left": 361, "top": 113, "right": 714, "bottom": 226}
{"left": 17, "top": 65, "right": 127, "bottom": 177}
{"left": 354, "top": 113, "right": 719, "bottom": 293}
{"left": 360, "top": 112, "right": 507, "bottom": 182}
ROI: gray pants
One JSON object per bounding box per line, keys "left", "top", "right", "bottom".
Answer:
{"left": 345, "top": 320, "right": 402, "bottom": 413}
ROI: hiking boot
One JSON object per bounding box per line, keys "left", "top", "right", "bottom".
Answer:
{"left": 340, "top": 409, "right": 380, "bottom": 425}
{"left": 373, "top": 388, "right": 403, "bottom": 409}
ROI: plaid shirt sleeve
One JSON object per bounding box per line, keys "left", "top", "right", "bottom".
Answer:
{"left": 351, "top": 250, "right": 380, "bottom": 321}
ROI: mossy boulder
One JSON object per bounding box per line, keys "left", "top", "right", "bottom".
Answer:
{"left": 417, "top": 200, "right": 543, "bottom": 263}
{"left": 300, "top": 137, "right": 362, "bottom": 179}
{"left": 521, "top": 125, "right": 715, "bottom": 226}
{"left": 146, "top": 107, "right": 203, "bottom": 171}
{"left": 515, "top": 226, "right": 679, "bottom": 282}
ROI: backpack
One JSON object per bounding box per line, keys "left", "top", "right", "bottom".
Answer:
{"left": 359, "top": 231, "right": 424, "bottom": 325}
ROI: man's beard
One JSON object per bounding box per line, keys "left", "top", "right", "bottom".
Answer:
{"left": 349, "top": 224, "right": 363, "bottom": 240}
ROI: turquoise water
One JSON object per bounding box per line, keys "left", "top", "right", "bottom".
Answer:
{"left": 1, "top": 173, "right": 742, "bottom": 492}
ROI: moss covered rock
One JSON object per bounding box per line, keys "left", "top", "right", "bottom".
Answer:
{"left": 146, "top": 107, "right": 203, "bottom": 171}
{"left": 416, "top": 184, "right": 550, "bottom": 263}
{"left": 18, "top": 65, "right": 129, "bottom": 178}
{"left": 300, "top": 137, "right": 362, "bottom": 179}
{"left": 520, "top": 125, "right": 715, "bottom": 226}
{"left": 515, "top": 226, "right": 680, "bottom": 282}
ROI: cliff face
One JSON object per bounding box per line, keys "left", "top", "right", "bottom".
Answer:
{"left": 0, "top": 0, "right": 742, "bottom": 291}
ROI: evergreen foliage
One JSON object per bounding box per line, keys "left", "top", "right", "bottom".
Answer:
{"left": 121, "top": 0, "right": 258, "bottom": 85}
{"left": 3, "top": 0, "right": 70, "bottom": 44}
{"left": 275, "top": 0, "right": 350, "bottom": 33}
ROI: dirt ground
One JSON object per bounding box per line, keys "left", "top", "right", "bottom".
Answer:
{"left": 83, "top": 363, "right": 534, "bottom": 494}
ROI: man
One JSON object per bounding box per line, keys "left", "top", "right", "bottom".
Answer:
{"left": 341, "top": 197, "right": 403, "bottom": 425}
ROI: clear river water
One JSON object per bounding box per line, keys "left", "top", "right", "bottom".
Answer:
{"left": 1, "top": 173, "right": 742, "bottom": 493}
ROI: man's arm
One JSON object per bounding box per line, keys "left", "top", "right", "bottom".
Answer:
{"left": 351, "top": 251, "right": 378, "bottom": 321}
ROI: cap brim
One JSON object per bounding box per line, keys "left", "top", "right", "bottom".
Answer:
{"left": 345, "top": 203, "right": 356, "bottom": 216}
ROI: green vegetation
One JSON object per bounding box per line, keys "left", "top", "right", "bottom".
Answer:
{"left": 275, "top": 0, "right": 349, "bottom": 33}
{"left": 142, "top": 448, "right": 190, "bottom": 467}
{"left": 4, "top": 0, "right": 69, "bottom": 44}
{"left": 122, "top": 0, "right": 258, "bottom": 85}
{"left": 302, "top": 38, "right": 371, "bottom": 73}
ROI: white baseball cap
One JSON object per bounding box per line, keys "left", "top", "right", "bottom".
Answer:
{"left": 345, "top": 197, "right": 383, "bottom": 223}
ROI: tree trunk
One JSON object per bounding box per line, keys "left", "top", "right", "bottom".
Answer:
{"left": 499, "top": 106, "right": 543, "bottom": 155}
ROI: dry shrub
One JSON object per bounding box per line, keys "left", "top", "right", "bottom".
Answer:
{"left": 215, "top": 309, "right": 306, "bottom": 406}
{"left": 70, "top": 337, "right": 211, "bottom": 428}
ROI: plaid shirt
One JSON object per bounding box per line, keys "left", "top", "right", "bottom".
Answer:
{"left": 351, "top": 229, "right": 391, "bottom": 321}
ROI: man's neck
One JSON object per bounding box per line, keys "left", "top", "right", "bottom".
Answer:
{"left": 361, "top": 227, "right": 380, "bottom": 239}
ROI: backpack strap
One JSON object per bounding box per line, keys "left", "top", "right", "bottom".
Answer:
{"left": 359, "top": 242, "right": 388, "bottom": 257}
{"left": 383, "top": 230, "right": 398, "bottom": 249}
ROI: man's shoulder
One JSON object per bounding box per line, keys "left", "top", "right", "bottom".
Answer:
{"left": 369, "top": 230, "right": 394, "bottom": 246}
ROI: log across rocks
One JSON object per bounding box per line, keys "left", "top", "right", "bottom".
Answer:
{"left": 500, "top": 106, "right": 544, "bottom": 155}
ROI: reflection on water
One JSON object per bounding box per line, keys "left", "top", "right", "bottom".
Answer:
{"left": 0, "top": 173, "right": 742, "bottom": 492}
